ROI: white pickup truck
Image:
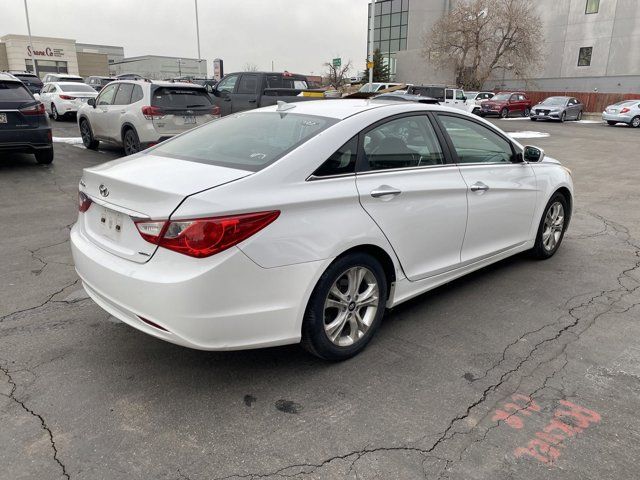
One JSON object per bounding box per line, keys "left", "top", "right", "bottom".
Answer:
{"left": 407, "top": 85, "right": 491, "bottom": 114}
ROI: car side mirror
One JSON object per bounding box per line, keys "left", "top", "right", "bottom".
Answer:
{"left": 523, "top": 146, "right": 545, "bottom": 163}
{"left": 87, "top": 98, "right": 96, "bottom": 107}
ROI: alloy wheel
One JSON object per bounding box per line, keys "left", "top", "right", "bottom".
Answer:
{"left": 80, "top": 121, "right": 92, "bottom": 147}
{"left": 631, "top": 117, "right": 640, "bottom": 128}
{"left": 323, "top": 266, "right": 379, "bottom": 347}
{"left": 577, "top": 111, "right": 583, "bottom": 121}
{"left": 500, "top": 108, "right": 508, "bottom": 118}
{"left": 523, "top": 108, "right": 530, "bottom": 117}
{"left": 52, "top": 104, "right": 59, "bottom": 121}
{"left": 542, "top": 202, "right": 565, "bottom": 252}
{"left": 124, "top": 130, "right": 140, "bottom": 155}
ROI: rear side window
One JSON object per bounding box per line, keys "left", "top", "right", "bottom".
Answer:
{"left": 154, "top": 112, "right": 337, "bottom": 172}
{"left": 131, "top": 85, "right": 144, "bottom": 103}
{"left": 113, "top": 83, "right": 134, "bottom": 105}
{"left": 265, "top": 75, "right": 308, "bottom": 89}
{"left": 446, "top": 89, "right": 453, "bottom": 100}
{"left": 237, "top": 75, "right": 259, "bottom": 94}
{"left": 151, "top": 87, "right": 211, "bottom": 108}
{"left": 312, "top": 136, "right": 358, "bottom": 177}
{"left": 0, "top": 82, "right": 33, "bottom": 101}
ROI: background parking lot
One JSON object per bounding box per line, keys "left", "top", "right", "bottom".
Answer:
{"left": 1, "top": 118, "right": 639, "bottom": 479}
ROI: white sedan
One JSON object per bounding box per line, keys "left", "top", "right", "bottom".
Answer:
{"left": 70, "top": 100, "right": 573, "bottom": 360}
{"left": 39, "top": 82, "right": 98, "bottom": 120}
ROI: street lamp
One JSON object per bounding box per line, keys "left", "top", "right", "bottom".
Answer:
{"left": 194, "top": 0, "right": 202, "bottom": 75}
{"left": 23, "top": 0, "right": 38, "bottom": 77}
{"left": 368, "top": 1, "right": 375, "bottom": 86}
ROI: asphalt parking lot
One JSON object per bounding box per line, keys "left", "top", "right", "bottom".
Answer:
{"left": 1, "top": 116, "right": 640, "bottom": 480}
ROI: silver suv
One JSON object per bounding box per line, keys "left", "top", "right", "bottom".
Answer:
{"left": 77, "top": 80, "right": 220, "bottom": 155}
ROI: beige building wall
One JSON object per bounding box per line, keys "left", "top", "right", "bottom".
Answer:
{"left": 0, "top": 34, "right": 79, "bottom": 75}
{"left": 77, "top": 52, "right": 109, "bottom": 77}
{"left": 0, "top": 43, "right": 8, "bottom": 71}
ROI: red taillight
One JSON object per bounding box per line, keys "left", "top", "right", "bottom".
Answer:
{"left": 620, "top": 107, "right": 631, "bottom": 114}
{"left": 211, "top": 105, "right": 221, "bottom": 117}
{"left": 78, "top": 191, "right": 92, "bottom": 213}
{"left": 59, "top": 95, "right": 76, "bottom": 100}
{"left": 20, "top": 102, "right": 46, "bottom": 116}
{"left": 141, "top": 105, "right": 165, "bottom": 119}
{"left": 134, "top": 211, "right": 280, "bottom": 258}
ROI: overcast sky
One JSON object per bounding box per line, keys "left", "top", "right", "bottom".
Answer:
{"left": 1, "top": 0, "right": 371, "bottom": 75}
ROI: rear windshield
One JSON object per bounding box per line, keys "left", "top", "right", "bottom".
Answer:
{"left": 59, "top": 84, "right": 96, "bottom": 92}
{"left": 61, "top": 77, "right": 84, "bottom": 83}
{"left": 151, "top": 87, "right": 212, "bottom": 108}
{"left": 264, "top": 75, "right": 308, "bottom": 90}
{"left": 0, "top": 82, "right": 33, "bottom": 101}
{"left": 15, "top": 75, "right": 42, "bottom": 84}
{"left": 153, "top": 112, "right": 337, "bottom": 172}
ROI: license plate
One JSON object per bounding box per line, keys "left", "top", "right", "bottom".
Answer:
{"left": 99, "top": 207, "right": 123, "bottom": 241}
{"left": 0, "top": 113, "right": 6, "bottom": 123}
{"left": 184, "top": 115, "right": 196, "bottom": 124}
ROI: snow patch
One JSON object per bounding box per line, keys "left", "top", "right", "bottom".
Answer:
{"left": 53, "top": 136, "right": 84, "bottom": 145}
{"left": 507, "top": 131, "right": 551, "bottom": 139}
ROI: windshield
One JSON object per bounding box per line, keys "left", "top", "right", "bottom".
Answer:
{"left": 541, "top": 97, "right": 567, "bottom": 106}
{"left": 359, "top": 83, "right": 382, "bottom": 93}
{"left": 466, "top": 92, "right": 478, "bottom": 98}
{"left": 59, "top": 84, "right": 96, "bottom": 92}
{"left": 154, "top": 112, "right": 337, "bottom": 172}
{"left": 491, "top": 94, "right": 511, "bottom": 101}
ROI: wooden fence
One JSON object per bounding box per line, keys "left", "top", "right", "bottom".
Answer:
{"left": 521, "top": 91, "right": 640, "bottom": 113}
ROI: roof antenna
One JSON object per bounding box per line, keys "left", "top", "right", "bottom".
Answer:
{"left": 276, "top": 100, "right": 296, "bottom": 112}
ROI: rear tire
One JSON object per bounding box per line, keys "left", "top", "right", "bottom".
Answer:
{"left": 34, "top": 148, "right": 54, "bottom": 164}
{"left": 630, "top": 116, "right": 640, "bottom": 128}
{"left": 531, "top": 193, "right": 569, "bottom": 260}
{"left": 301, "top": 253, "right": 388, "bottom": 361}
{"left": 51, "top": 104, "right": 60, "bottom": 121}
{"left": 576, "top": 111, "right": 583, "bottom": 121}
{"left": 123, "top": 128, "right": 141, "bottom": 156}
{"left": 80, "top": 119, "right": 99, "bottom": 150}
{"left": 523, "top": 107, "right": 530, "bottom": 117}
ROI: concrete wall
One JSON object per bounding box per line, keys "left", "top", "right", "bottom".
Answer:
{"left": 76, "top": 43, "right": 125, "bottom": 65}
{"left": 0, "top": 43, "right": 8, "bottom": 71}
{"left": 77, "top": 52, "right": 110, "bottom": 77}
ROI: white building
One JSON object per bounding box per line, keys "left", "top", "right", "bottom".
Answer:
{"left": 109, "top": 55, "right": 207, "bottom": 80}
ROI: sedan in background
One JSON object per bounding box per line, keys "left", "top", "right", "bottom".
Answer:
{"left": 71, "top": 100, "right": 573, "bottom": 361}
{"left": 530, "top": 96, "right": 584, "bottom": 122}
{"left": 0, "top": 72, "right": 53, "bottom": 164}
{"left": 480, "top": 92, "right": 532, "bottom": 118}
{"left": 86, "top": 76, "right": 116, "bottom": 91}
{"left": 39, "top": 82, "right": 99, "bottom": 120}
{"left": 602, "top": 100, "right": 640, "bottom": 128}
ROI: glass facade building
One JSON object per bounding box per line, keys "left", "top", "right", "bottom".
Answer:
{"left": 368, "top": 0, "right": 410, "bottom": 79}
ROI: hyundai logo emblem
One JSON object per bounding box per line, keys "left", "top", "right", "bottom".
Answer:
{"left": 99, "top": 184, "right": 109, "bottom": 197}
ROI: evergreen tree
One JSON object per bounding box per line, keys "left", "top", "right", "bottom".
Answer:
{"left": 363, "top": 49, "right": 390, "bottom": 83}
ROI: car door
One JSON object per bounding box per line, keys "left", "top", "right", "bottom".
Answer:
{"left": 232, "top": 74, "right": 260, "bottom": 113}
{"left": 211, "top": 74, "right": 239, "bottom": 116}
{"left": 436, "top": 113, "right": 538, "bottom": 263}
{"left": 508, "top": 94, "right": 521, "bottom": 114}
{"left": 110, "top": 82, "right": 135, "bottom": 141}
{"left": 568, "top": 98, "right": 581, "bottom": 119}
{"left": 355, "top": 114, "right": 469, "bottom": 280}
{"left": 39, "top": 85, "right": 52, "bottom": 113}
{"left": 91, "top": 83, "right": 118, "bottom": 139}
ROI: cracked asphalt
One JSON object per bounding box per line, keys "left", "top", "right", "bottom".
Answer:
{"left": 1, "top": 117, "right": 639, "bottom": 480}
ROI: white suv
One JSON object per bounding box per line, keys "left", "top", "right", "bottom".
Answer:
{"left": 77, "top": 80, "right": 220, "bottom": 155}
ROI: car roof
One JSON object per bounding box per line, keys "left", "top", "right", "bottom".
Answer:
{"left": 252, "top": 99, "right": 466, "bottom": 120}
{"left": 0, "top": 72, "right": 20, "bottom": 82}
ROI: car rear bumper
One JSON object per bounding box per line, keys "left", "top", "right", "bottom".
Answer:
{"left": 0, "top": 127, "right": 52, "bottom": 151}
{"left": 70, "top": 223, "right": 328, "bottom": 351}
{"left": 602, "top": 112, "right": 632, "bottom": 123}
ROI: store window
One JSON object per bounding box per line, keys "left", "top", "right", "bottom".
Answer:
{"left": 578, "top": 47, "right": 593, "bottom": 66}
{"left": 585, "top": 0, "right": 599, "bottom": 14}
{"left": 25, "top": 59, "right": 69, "bottom": 74}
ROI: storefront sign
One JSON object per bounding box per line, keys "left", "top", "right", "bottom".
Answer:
{"left": 27, "top": 46, "right": 64, "bottom": 58}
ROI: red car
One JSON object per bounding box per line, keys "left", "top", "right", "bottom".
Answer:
{"left": 479, "top": 92, "right": 532, "bottom": 118}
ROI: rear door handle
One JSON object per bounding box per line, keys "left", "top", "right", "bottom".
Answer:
{"left": 248, "top": 99, "right": 257, "bottom": 104}
{"left": 371, "top": 187, "right": 402, "bottom": 198}
{"left": 470, "top": 182, "right": 489, "bottom": 192}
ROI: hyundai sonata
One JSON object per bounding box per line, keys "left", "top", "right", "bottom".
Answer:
{"left": 71, "top": 100, "right": 573, "bottom": 360}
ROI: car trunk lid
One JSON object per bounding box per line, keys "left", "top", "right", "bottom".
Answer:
{"left": 80, "top": 153, "right": 251, "bottom": 263}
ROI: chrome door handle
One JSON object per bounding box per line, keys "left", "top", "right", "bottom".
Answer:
{"left": 470, "top": 182, "right": 489, "bottom": 192}
{"left": 371, "top": 187, "right": 402, "bottom": 198}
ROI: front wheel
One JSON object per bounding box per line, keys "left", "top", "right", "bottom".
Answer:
{"left": 301, "top": 253, "right": 388, "bottom": 361}
{"left": 123, "top": 128, "right": 141, "bottom": 156}
{"left": 559, "top": 112, "right": 566, "bottom": 123}
{"left": 531, "top": 193, "right": 569, "bottom": 259}
{"left": 630, "top": 116, "right": 640, "bottom": 128}
{"left": 500, "top": 108, "right": 509, "bottom": 119}
{"left": 80, "top": 119, "right": 99, "bottom": 150}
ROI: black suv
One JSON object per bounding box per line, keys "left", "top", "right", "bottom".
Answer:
{"left": 0, "top": 73, "right": 53, "bottom": 164}
{"left": 8, "top": 71, "right": 44, "bottom": 95}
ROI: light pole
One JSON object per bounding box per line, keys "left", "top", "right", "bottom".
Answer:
{"left": 194, "top": 0, "right": 203, "bottom": 76}
{"left": 368, "top": 1, "right": 375, "bottom": 86}
{"left": 23, "top": 0, "right": 38, "bottom": 77}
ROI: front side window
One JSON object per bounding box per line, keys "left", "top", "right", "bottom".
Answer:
{"left": 237, "top": 74, "right": 259, "bottom": 95}
{"left": 216, "top": 74, "right": 238, "bottom": 93}
{"left": 97, "top": 83, "right": 118, "bottom": 106}
{"left": 312, "top": 136, "right": 358, "bottom": 177}
{"left": 153, "top": 112, "right": 337, "bottom": 172}
{"left": 578, "top": 47, "right": 593, "bottom": 66}
{"left": 438, "top": 115, "right": 514, "bottom": 164}
{"left": 456, "top": 90, "right": 465, "bottom": 100}
{"left": 445, "top": 89, "right": 453, "bottom": 100}
{"left": 586, "top": 0, "right": 599, "bottom": 14}
{"left": 362, "top": 115, "right": 445, "bottom": 171}
{"left": 130, "top": 85, "right": 144, "bottom": 103}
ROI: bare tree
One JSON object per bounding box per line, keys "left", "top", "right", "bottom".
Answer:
{"left": 423, "top": 0, "right": 542, "bottom": 89}
{"left": 324, "top": 59, "right": 352, "bottom": 89}
{"left": 243, "top": 63, "right": 259, "bottom": 72}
